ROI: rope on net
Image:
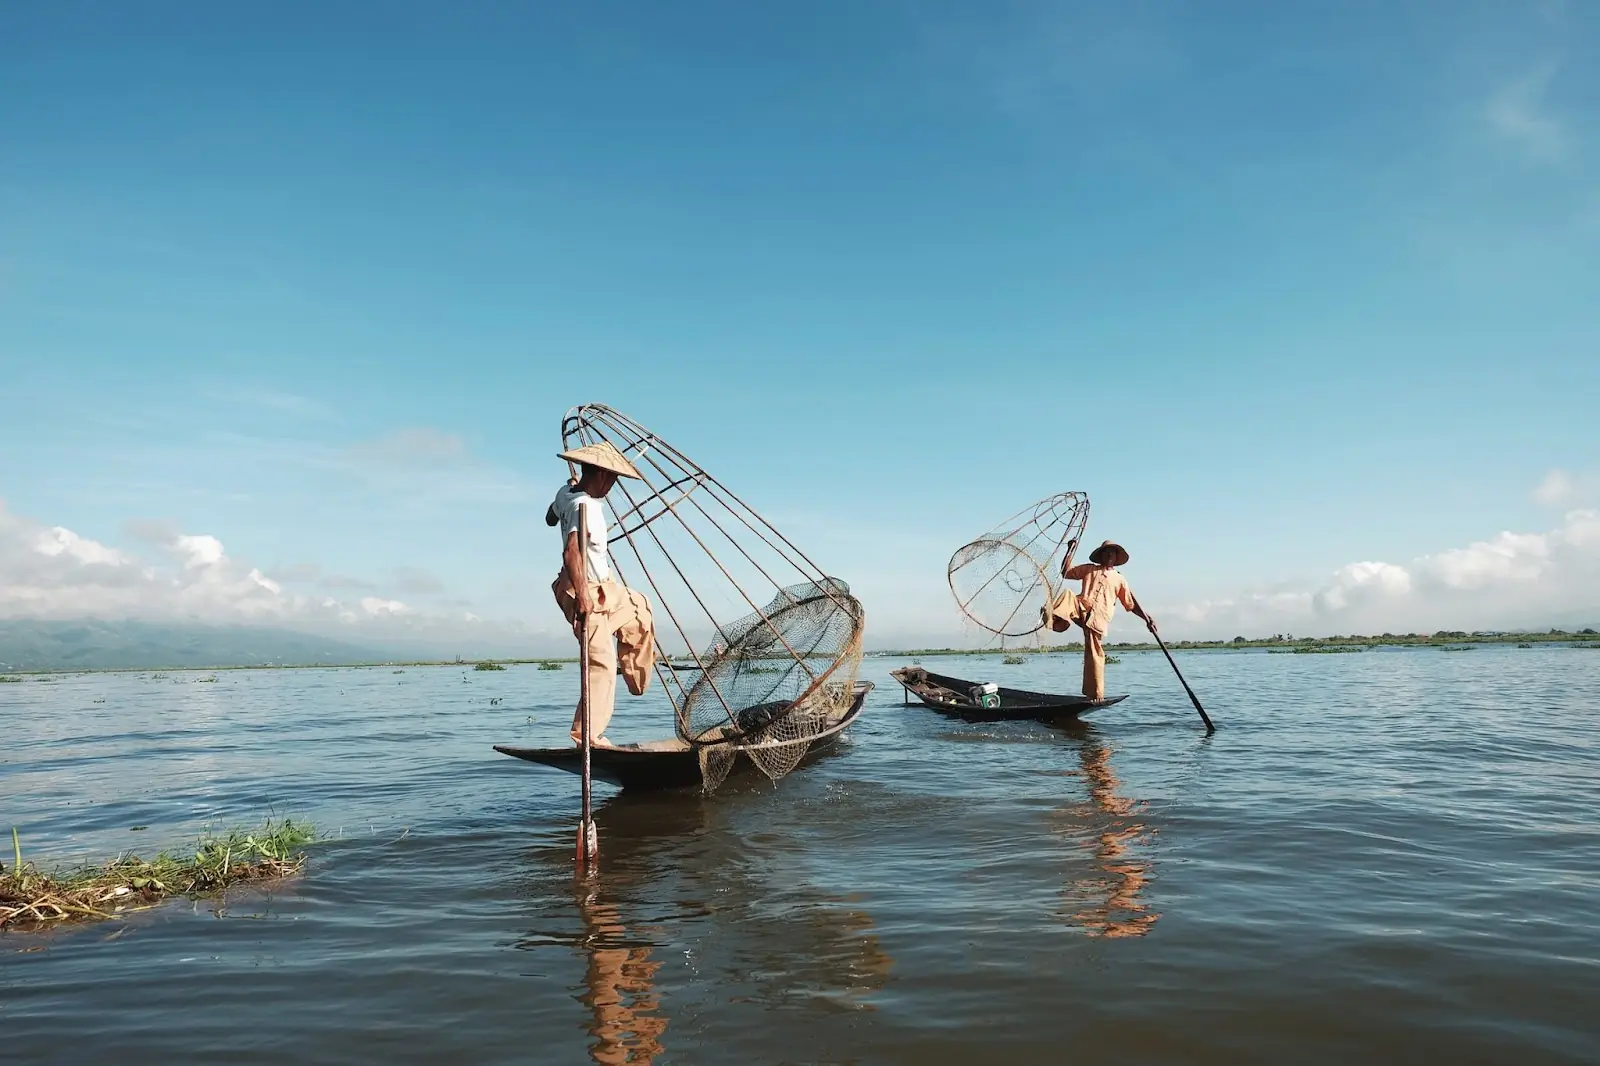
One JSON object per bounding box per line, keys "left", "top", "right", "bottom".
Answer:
{"left": 562, "top": 404, "right": 866, "bottom": 791}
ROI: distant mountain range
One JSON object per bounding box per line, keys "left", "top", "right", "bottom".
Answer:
{"left": 0, "top": 619, "right": 393, "bottom": 671}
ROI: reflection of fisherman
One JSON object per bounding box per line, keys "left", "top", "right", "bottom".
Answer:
{"left": 575, "top": 889, "right": 668, "bottom": 1065}
{"left": 546, "top": 441, "right": 649, "bottom": 748}
{"left": 1071, "top": 736, "right": 1158, "bottom": 938}
{"left": 1045, "top": 539, "right": 1154, "bottom": 700}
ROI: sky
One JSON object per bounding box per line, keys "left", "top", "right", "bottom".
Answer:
{"left": 1, "top": 1, "right": 1597, "bottom": 653}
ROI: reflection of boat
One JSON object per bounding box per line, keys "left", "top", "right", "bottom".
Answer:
{"left": 1054, "top": 730, "right": 1159, "bottom": 939}
{"left": 890, "top": 665, "right": 1124, "bottom": 722}
{"left": 496, "top": 681, "right": 872, "bottom": 790}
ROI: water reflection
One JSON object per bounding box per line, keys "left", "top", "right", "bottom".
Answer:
{"left": 573, "top": 884, "right": 669, "bottom": 1065}
{"left": 556, "top": 794, "right": 703, "bottom": 1065}
{"left": 1052, "top": 726, "right": 1160, "bottom": 938}
{"left": 517, "top": 787, "right": 893, "bottom": 1061}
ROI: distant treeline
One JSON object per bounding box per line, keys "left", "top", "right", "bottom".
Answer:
{"left": 883, "top": 628, "right": 1600, "bottom": 657}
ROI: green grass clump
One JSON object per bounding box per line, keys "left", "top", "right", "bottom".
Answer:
{"left": 2, "top": 818, "right": 315, "bottom": 930}
{"left": 1002, "top": 655, "right": 1026, "bottom": 665}
{"left": 537, "top": 661, "right": 564, "bottom": 671}
{"left": 1292, "top": 646, "right": 1365, "bottom": 654}
{"left": 473, "top": 661, "right": 506, "bottom": 671}
{"left": 0, "top": 676, "right": 21, "bottom": 683}
{"left": 1104, "top": 655, "right": 1121, "bottom": 665}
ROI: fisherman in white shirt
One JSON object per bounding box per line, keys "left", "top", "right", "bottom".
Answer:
{"left": 545, "top": 441, "right": 644, "bottom": 747}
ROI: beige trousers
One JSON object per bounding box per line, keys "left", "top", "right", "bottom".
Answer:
{"left": 576, "top": 605, "right": 620, "bottom": 739}
{"left": 1082, "top": 627, "right": 1106, "bottom": 701}
{"left": 553, "top": 574, "right": 623, "bottom": 740}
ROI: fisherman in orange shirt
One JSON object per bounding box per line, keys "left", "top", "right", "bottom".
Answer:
{"left": 1055, "top": 540, "right": 1155, "bottom": 700}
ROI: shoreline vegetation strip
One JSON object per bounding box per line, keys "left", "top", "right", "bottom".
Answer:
{"left": 2, "top": 818, "right": 314, "bottom": 930}
{"left": 1, "top": 631, "right": 1597, "bottom": 677}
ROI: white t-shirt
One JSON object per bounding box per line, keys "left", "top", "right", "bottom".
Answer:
{"left": 550, "top": 484, "right": 611, "bottom": 582}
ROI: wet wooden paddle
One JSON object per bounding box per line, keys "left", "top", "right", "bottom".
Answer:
{"left": 1134, "top": 599, "right": 1215, "bottom": 733}
{"left": 575, "top": 508, "right": 599, "bottom": 870}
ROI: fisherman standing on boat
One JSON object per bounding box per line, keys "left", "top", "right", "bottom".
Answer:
{"left": 546, "top": 441, "right": 646, "bottom": 748}
{"left": 1048, "top": 540, "right": 1155, "bottom": 701}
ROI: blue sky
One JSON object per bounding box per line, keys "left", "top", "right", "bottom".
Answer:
{"left": 2, "top": 2, "right": 1597, "bottom": 650}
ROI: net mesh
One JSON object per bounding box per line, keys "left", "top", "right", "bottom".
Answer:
{"left": 947, "top": 492, "right": 1091, "bottom": 640}
{"left": 562, "top": 405, "right": 867, "bottom": 792}
{"left": 685, "top": 578, "right": 864, "bottom": 788}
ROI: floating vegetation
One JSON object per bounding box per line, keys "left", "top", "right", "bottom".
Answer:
{"left": 197, "top": 676, "right": 218, "bottom": 683}
{"left": 0, "top": 676, "right": 21, "bottom": 683}
{"left": 1440, "top": 646, "right": 1474, "bottom": 652}
{"left": 536, "top": 661, "right": 564, "bottom": 671}
{"left": 392, "top": 669, "right": 405, "bottom": 674}
{"left": 473, "top": 661, "right": 506, "bottom": 672}
{"left": 2, "top": 818, "right": 314, "bottom": 930}
{"left": 1002, "top": 655, "right": 1026, "bottom": 665}
{"left": 1292, "top": 646, "right": 1365, "bottom": 654}
{"left": 1104, "top": 655, "right": 1122, "bottom": 665}
{"left": 1518, "top": 643, "right": 1533, "bottom": 649}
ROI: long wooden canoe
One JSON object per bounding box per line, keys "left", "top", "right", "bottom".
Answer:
{"left": 495, "top": 680, "right": 873, "bottom": 790}
{"left": 889, "top": 665, "right": 1124, "bottom": 722}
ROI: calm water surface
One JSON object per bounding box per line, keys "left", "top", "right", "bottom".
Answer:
{"left": 3, "top": 647, "right": 1598, "bottom": 1064}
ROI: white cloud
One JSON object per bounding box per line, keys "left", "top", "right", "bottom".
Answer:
{"left": 1484, "top": 64, "right": 1568, "bottom": 163}
{"left": 1418, "top": 530, "right": 1551, "bottom": 588}
{"left": 173, "top": 533, "right": 225, "bottom": 569}
{"left": 34, "top": 526, "right": 131, "bottom": 567}
{"left": 0, "top": 498, "right": 553, "bottom": 653}
{"left": 1310, "top": 561, "right": 1413, "bottom": 614}
{"left": 1168, "top": 507, "right": 1600, "bottom": 638}
{"left": 1533, "top": 468, "right": 1600, "bottom": 507}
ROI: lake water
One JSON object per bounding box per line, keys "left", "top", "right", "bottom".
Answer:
{"left": 3, "top": 645, "right": 1598, "bottom": 1064}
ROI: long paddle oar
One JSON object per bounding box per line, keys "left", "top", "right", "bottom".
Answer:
{"left": 575, "top": 509, "right": 599, "bottom": 870}
{"left": 1134, "top": 599, "right": 1214, "bottom": 733}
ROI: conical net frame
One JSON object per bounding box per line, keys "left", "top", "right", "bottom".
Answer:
{"left": 947, "top": 492, "right": 1090, "bottom": 638}
{"left": 562, "top": 404, "right": 865, "bottom": 787}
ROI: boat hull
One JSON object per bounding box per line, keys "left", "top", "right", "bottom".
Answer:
{"left": 495, "top": 680, "right": 872, "bottom": 790}
{"left": 889, "top": 666, "right": 1125, "bottom": 722}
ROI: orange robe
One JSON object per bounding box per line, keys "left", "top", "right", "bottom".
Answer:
{"left": 1054, "top": 563, "right": 1139, "bottom": 700}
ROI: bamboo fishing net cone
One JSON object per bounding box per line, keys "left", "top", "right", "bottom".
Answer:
{"left": 562, "top": 404, "right": 866, "bottom": 791}
{"left": 947, "top": 492, "right": 1090, "bottom": 640}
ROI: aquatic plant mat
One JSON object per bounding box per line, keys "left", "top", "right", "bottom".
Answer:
{"left": 2, "top": 818, "right": 314, "bottom": 930}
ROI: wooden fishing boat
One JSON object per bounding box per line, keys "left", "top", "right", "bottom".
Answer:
{"left": 495, "top": 680, "right": 873, "bottom": 790}
{"left": 889, "top": 666, "right": 1124, "bottom": 722}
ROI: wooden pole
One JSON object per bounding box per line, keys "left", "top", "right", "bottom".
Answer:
{"left": 575, "top": 505, "right": 598, "bottom": 869}
{"left": 1135, "top": 600, "right": 1214, "bottom": 733}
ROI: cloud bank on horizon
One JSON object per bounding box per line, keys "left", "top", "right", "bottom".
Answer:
{"left": 0, "top": 497, "right": 542, "bottom": 654}
{"left": 1167, "top": 503, "right": 1600, "bottom": 639}
{"left": 4, "top": 471, "right": 1597, "bottom": 648}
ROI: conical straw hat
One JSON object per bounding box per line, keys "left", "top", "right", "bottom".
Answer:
{"left": 1088, "top": 540, "right": 1129, "bottom": 566}
{"left": 558, "top": 440, "right": 643, "bottom": 480}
